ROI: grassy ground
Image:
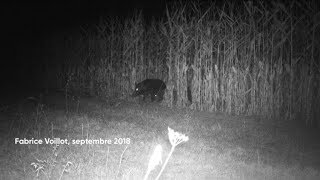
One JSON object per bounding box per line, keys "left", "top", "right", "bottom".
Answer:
{"left": 1, "top": 91, "right": 320, "bottom": 180}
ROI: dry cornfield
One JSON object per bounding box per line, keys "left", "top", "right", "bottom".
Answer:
{"left": 43, "top": 1, "right": 320, "bottom": 127}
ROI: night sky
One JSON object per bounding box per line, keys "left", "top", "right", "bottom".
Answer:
{"left": 3, "top": 0, "right": 168, "bottom": 53}
{"left": 4, "top": 1, "right": 168, "bottom": 33}
{"left": 1, "top": 0, "right": 169, "bottom": 91}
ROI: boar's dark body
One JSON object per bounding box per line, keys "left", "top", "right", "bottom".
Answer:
{"left": 132, "top": 79, "right": 166, "bottom": 102}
